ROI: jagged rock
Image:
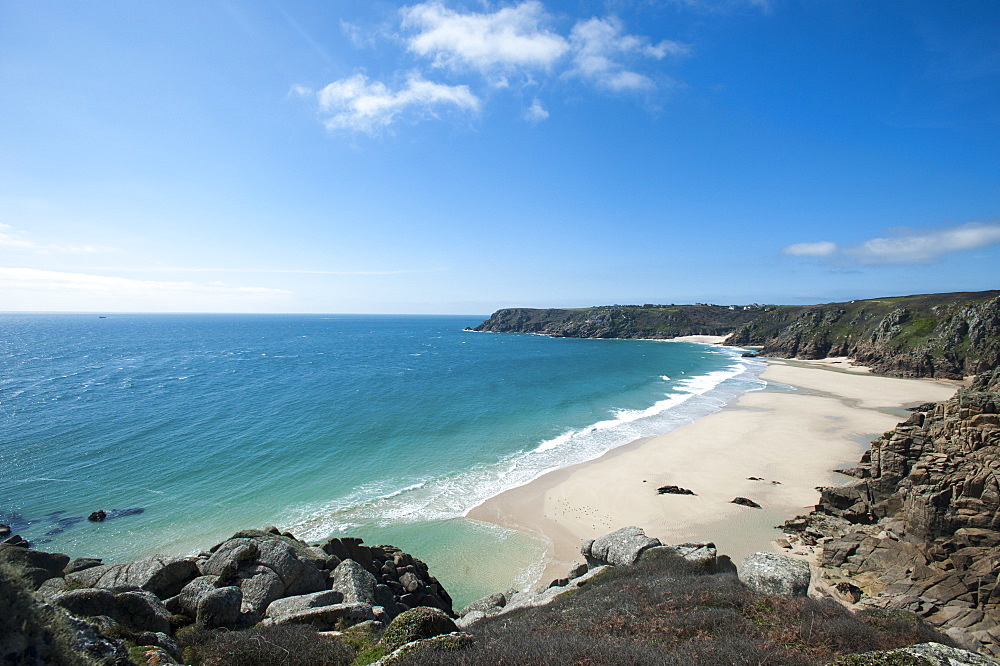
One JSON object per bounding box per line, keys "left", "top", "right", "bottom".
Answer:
{"left": 582, "top": 526, "right": 661, "bottom": 567}
{"left": 87, "top": 510, "right": 107, "bottom": 522}
{"left": 657, "top": 485, "right": 696, "bottom": 495}
{"left": 195, "top": 586, "right": 242, "bottom": 629}
{"left": 65, "top": 555, "right": 198, "bottom": 599}
{"left": 331, "top": 558, "right": 379, "bottom": 606}
{"left": 732, "top": 497, "right": 762, "bottom": 508}
{"left": 832, "top": 581, "right": 862, "bottom": 604}
{"left": 739, "top": 552, "right": 811, "bottom": 596}
{"left": 380, "top": 607, "right": 458, "bottom": 652}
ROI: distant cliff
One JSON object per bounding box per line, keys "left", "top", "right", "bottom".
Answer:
{"left": 470, "top": 304, "right": 770, "bottom": 339}
{"left": 472, "top": 291, "right": 1000, "bottom": 379}
{"left": 726, "top": 290, "right": 1000, "bottom": 379}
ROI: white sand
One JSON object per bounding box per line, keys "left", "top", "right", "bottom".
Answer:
{"left": 468, "top": 359, "right": 959, "bottom": 588}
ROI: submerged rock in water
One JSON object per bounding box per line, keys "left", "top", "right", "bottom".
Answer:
{"left": 87, "top": 510, "right": 106, "bottom": 522}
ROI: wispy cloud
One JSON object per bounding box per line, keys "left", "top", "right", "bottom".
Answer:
{"left": 0, "top": 223, "right": 109, "bottom": 254}
{"left": 524, "top": 98, "right": 549, "bottom": 123}
{"left": 0, "top": 267, "right": 292, "bottom": 297}
{"left": 87, "top": 266, "right": 440, "bottom": 276}
{"left": 298, "top": 1, "right": 687, "bottom": 133}
{"left": 782, "top": 241, "right": 837, "bottom": 257}
{"left": 568, "top": 16, "right": 687, "bottom": 91}
{"left": 298, "top": 72, "right": 480, "bottom": 134}
{"left": 782, "top": 221, "right": 1000, "bottom": 265}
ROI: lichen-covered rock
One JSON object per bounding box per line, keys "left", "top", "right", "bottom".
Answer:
{"left": 458, "top": 592, "right": 506, "bottom": 618}
{"left": 263, "top": 602, "right": 376, "bottom": 630}
{"left": 825, "top": 641, "right": 1000, "bottom": 665}
{"left": 582, "top": 526, "right": 661, "bottom": 567}
{"left": 195, "top": 586, "right": 242, "bottom": 629}
{"left": 0, "top": 546, "right": 71, "bottom": 589}
{"left": 372, "top": 631, "right": 473, "bottom": 666}
{"left": 380, "top": 607, "right": 458, "bottom": 652}
{"left": 65, "top": 555, "right": 198, "bottom": 599}
{"left": 739, "top": 552, "right": 811, "bottom": 596}
{"left": 264, "top": 589, "right": 346, "bottom": 621}
{"left": 53, "top": 588, "right": 172, "bottom": 634}
{"left": 200, "top": 536, "right": 326, "bottom": 617}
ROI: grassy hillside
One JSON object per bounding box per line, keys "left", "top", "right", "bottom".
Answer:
{"left": 726, "top": 290, "right": 1000, "bottom": 378}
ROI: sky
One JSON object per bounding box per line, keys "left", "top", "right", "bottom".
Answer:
{"left": 0, "top": 0, "right": 998, "bottom": 314}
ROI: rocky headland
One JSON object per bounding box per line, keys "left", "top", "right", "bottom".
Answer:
{"left": 780, "top": 368, "right": 1000, "bottom": 655}
{"left": 472, "top": 291, "right": 1000, "bottom": 379}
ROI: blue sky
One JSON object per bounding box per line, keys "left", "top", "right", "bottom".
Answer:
{"left": 1, "top": 0, "right": 997, "bottom": 314}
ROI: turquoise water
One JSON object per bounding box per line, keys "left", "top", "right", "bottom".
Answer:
{"left": 0, "top": 313, "right": 763, "bottom": 606}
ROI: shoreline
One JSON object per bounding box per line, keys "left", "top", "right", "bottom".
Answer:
{"left": 467, "top": 357, "right": 960, "bottom": 590}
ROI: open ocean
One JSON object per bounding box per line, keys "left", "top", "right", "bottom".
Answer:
{"left": 0, "top": 313, "right": 764, "bottom": 607}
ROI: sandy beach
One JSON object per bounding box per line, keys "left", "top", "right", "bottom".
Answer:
{"left": 468, "top": 356, "right": 961, "bottom": 588}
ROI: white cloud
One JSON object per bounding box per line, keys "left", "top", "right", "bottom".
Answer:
{"left": 307, "top": 72, "right": 480, "bottom": 133}
{"left": 783, "top": 221, "right": 1000, "bottom": 265}
{"left": 782, "top": 241, "right": 838, "bottom": 257}
{"left": 568, "top": 16, "right": 688, "bottom": 92}
{"left": 0, "top": 222, "right": 106, "bottom": 254}
{"left": 401, "top": 0, "right": 569, "bottom": 75}
{"left": 847, "top": 222, "right": 1000, "bottom": 264}
{"left": 0, "top": 267, "right": 292, "bottom": 312}
{"left": 524, "top": 98, "right": 549, "bottom": 123}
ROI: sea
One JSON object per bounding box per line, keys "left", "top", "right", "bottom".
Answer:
{"left": 0, "top": 313, "right": 765, "bottom": 607}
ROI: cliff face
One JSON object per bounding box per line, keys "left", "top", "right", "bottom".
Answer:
{"left": 783, "top": 369, "right": 1000, "bottom": 654}
{"left": 471, "top": 304, "right": 766, "bottom": 339}
{"left": 725, "top": 291, "right": 1000, "bottom": 379}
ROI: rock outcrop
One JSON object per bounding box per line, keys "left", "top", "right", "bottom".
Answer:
{"left": 1, "top": 526, "right": 454, "bottom": 664}
{"left": 782, "top": 368, "right": 1000, "bottom": 655}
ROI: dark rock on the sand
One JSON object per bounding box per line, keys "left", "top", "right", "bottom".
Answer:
{"left": 739, "top": 552, "right": 811, "bottom": 597}
{"left": 582, "top": 526, "right": 661, "bottom": 567}
{"left": 748, "top": 476, "right": 764, "bottom": 480}
{"left": 381, "top": 607, "right": 458, "bottom": 652}
{"left": 656, "top": 485, "right": 696, "bottom": 495}
{"left": 87, "top": 510, "right": 107, "bottom": 522}
{"left": 53, "top": 588, "right": 172, "bottom": 634}
{"left": 330, "top": 558, "right": 379, "bottom": 606}
{"left": 66, "top": 555, "right": 199, "bottom": 599}
{"left": 834, "top": 467, "right": 870, "bottom": 478}
{"left": 195, "top": 586, "right": 243, "bottom": 629}
{"left": 832, "top": 581, "right": 862, "bottom": 604}
{"left": 731, "top": 497, "right": 762, "bottom": 508}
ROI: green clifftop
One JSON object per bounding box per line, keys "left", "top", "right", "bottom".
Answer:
{"left": 471, "top": 291, "right": 1000, "bottom": 379}
{"left": 726, "top": 290, "right": 1000, "bottom": 378}
{"left": 470, "top": 303, "right": 770, "bottom": 339}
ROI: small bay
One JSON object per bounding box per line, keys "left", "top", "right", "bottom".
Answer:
{"left": 0, "top": 313, "right": 762, "bottom": 606}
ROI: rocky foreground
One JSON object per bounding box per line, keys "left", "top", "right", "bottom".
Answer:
{"left": 3, "top": 522, "right": 998, "bottom": 665}
{"left": 782, "top": 368, "right": 1000, "bottom": 655}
